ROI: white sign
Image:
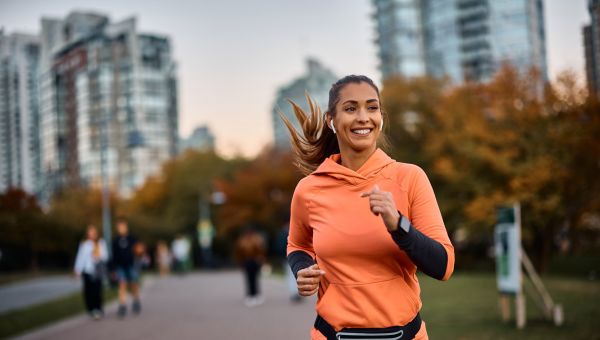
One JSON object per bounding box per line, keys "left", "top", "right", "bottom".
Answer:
{"left": 494, "top": 203, "right": 521, "bottom": 294}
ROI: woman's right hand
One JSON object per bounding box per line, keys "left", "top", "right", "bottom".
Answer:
{"left": 296, "top": 264, "right": 325, "bottom": 296}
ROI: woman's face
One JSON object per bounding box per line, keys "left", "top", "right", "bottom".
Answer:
{"left": 329, "top": 82, "right": 382, "bottom": 154}
{"left": 87, "top": 227, "right": 98, "bottom": 241}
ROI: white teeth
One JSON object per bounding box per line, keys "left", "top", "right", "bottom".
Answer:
{"left": 352, "top": 129, "right": 371, "bottom": 135}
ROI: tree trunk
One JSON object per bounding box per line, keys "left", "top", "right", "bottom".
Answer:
{"left": 532, "top": 225, "right": 554, "bottom": 274}
{"left": 29, "top": 239, "right": 39, "bottom": 272}
{"left": 30, "top": 251, "right": 39, "bottom": 272}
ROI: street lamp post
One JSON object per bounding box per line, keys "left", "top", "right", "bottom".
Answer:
{"left": 100, "top": 112, "right": 112, "bottom": 252}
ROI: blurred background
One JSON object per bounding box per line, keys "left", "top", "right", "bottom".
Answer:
{"left": 0, "top": 0, "right": 598, "bottom": 339}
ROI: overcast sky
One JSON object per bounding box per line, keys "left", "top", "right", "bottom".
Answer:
{"left": 0, "top": 0, "right": 590, "bottom": 157}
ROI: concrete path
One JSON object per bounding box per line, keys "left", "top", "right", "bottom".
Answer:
{"left": 0, "top": 276, "right": 80, "bottom": 313}
{"left": 13, "top": 271, "right": 317, "bottom": 340}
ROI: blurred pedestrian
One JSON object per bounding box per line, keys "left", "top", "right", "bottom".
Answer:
{"left": 155, "top": 241, "right": 171, "bottom": 276}
{"left": 234, "top": 226, "right": 266, "bottom": 307}
{"left": 276, "top": 222, "right": 301, "bottom": 303}
{"left": 283, "top": 75, "right": 455, "bottom": 339}
{"left": 134, "top": 242, "right": 151, "bottom": 271}
{"left": 74, "top": 224, "right": 108, "bottom": 320}
{"left": 171, "top": 234, "right": 190, "bottom": 275}
{"left": 111, "top": 218, "right": 142, "bottom": 318}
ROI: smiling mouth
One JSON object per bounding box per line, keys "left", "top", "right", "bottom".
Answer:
{"left": 351, "top": 128, "right": 373, "bottom": 136}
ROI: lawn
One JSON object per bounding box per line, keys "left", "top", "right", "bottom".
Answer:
{"left": 419, "top": 272, "right": 599, "bottom": 340}
{"left": 0, "top": 287, "right": 117, "bottom": 339}
{"left": 0, "top": 270, "right": 68, "bottom": 286}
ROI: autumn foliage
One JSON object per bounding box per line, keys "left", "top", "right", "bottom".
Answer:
{"left": 1, "top": 66, "right": 598, "bottom": 271}
{"left": 382, "top": 66, "right": 600, "bottom": 270}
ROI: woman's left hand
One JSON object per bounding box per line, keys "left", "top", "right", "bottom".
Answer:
{"left": 361, "top": 185, "right": 400, "bottom": 232}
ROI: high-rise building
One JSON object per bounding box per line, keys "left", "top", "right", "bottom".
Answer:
{"left": 39, "top": 12, "right": 178, "bottom": 199}
{"left": 372, "top": 0, "right": 547, "bottom": 83}
{"left": 0, "top": 31, "right": 41, "bottom": 196}
{"left": 179, "top": 125, "right": 215, "bottom": 153}
{"left": 584, "top": 0, "right": 600, "bottom": 96}
{"left": 372, "top": 0, "right": 426, "bottom": 79}
{"left": 272, "top": 58, "right": 338, "bottom": 149}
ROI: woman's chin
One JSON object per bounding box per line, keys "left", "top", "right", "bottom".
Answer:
{"left": 349, "top": 141, "right": 376, "bottom": 153}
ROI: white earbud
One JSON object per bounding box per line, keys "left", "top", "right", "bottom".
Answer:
{"left": 380, "top": 120, "right": 384, "bottom": 132}
{"left": 330, "top": 122, "right": 336, "bottom": 134}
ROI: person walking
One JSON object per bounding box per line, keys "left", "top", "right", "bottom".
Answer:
{"left": 234, "top": 226, "right": 266, "bottom": 307}
{"left": 171, "top": 234, "right": 190, "bottom": 275}
{"left": 111, "top": 218, "right": 141, "bottom": 318}
{"left": 282, "top": 75, "right": 455, "bottom": 339}
{"left": 74, "top": 225, "right": 108, "bottom": 320}
{"left": 155, "top": 241, "right": 171, "bottom": 276}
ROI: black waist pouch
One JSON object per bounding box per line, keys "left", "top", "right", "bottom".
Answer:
{"left": 314, "top": 313, "right": 422, "bottom": 340}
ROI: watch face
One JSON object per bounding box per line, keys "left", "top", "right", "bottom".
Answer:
{"left": 400, "top": 216, "right": 411, "bottom": 233}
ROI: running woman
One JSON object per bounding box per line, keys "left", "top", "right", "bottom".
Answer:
{"left": 283, "top": 75, "right": 455, "bottom": 340}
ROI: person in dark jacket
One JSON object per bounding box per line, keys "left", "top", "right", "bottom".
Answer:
{"left": 111, "top": 218, "right": 141, "bottom": 318}
{"left": 234, "top": 226, "right": 266, "bottom": 307}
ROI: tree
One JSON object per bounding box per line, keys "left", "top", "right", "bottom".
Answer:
{"left": 381, "top": 66, "right": 600, "bottom": 271}
{"left": 123, "top": 150, "right": 246, "bottom": 245}
{"left": 215, "top": 147, "right": 302, "bottom": 244}
{"left": 0, "top": 188, "right": 47, "bottom": 270}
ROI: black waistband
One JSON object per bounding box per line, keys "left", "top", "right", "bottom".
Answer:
{"left": 314, "top": 313, "right": 422, "bottom": 340}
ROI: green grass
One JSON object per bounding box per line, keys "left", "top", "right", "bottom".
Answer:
{"left": 0, "top": 288, "right": 117, "bottom": 339}
{"left": 419, "top": 273, "right": 600, "bottom": 340}
{"left": 0, "top": 270, "right": 69, "bottom": 286}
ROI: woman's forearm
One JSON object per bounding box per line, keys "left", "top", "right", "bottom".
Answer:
{"left": 390, "top": 223, "right": 448, "bottom": 280}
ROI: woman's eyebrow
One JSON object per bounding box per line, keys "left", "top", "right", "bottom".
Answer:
{"left": 341, "top": 99, "right": 379, "bottom": 105}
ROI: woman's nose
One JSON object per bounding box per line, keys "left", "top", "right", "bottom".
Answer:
{"left": 357, "top": 107, "right": 369, "bottom": 122}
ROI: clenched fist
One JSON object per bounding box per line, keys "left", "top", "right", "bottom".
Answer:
{"left": 296, "top": 264, "right": 325, "bottom": 296}
{"left": 361, "top": 184, "right": 400, "bottom": 232}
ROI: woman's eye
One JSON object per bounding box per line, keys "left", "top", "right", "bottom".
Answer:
{"left": 369, "top": 106, "right": 379, "bottom": 111}
{"left": 344, "top": 107, "right": 356, "bottom": 112}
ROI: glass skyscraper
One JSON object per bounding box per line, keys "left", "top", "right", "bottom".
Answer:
{"left": 373, "top": 0, "right": 547, "bottom": 83}
{"left": 0, "top": 32, "right": 41, "bottom": 196}
{"left": 39, "top": 12, "right": 178, "bottom": 199}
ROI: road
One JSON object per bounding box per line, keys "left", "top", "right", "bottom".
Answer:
{"left": 14, "top": 271, "right": 317, "bottom": 340}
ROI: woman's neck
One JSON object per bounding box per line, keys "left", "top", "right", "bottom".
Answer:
{"left": 339, "top": 145, "right": 377, "bottom": 171}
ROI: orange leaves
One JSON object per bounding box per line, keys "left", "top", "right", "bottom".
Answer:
{"left": 215, "top": 149, "right": 301, "bottom": 236}
{"left": 382, "top": 65, "right": 598, "bottom": 243}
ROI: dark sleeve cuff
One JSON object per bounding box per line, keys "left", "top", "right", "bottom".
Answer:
{"left": 390, "top": 218, "right": 448, "bottom": 280}
{"left": 287, "top": 250, "right": 315, "bottom": 278}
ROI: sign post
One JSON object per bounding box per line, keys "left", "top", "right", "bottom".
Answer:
{"left": 494, "top": 202, "right": 563, "bottom": 328}
{"left": 494, "top": 203, "right": 524, "bottom": 328}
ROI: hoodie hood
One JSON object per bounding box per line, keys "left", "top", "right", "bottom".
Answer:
{"left": 312, "top": 148, "right": 396, "bottom": 185}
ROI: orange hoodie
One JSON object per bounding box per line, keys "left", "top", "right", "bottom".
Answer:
{"left": 287, "top": 149, "right": 455, "bottom": 339}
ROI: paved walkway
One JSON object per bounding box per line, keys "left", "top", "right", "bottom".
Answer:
{"left": 14, "top": 271, "right": 317, "bottom": 340}
{"left": 0, "top": 276, "right": 80, "bottom": 313}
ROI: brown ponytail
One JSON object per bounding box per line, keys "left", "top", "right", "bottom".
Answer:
{"left": 279, "top": 95, "right": 339, "bottom": 175}
{"left": 279, "top": 75, "right": 386, "bottom": 175}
